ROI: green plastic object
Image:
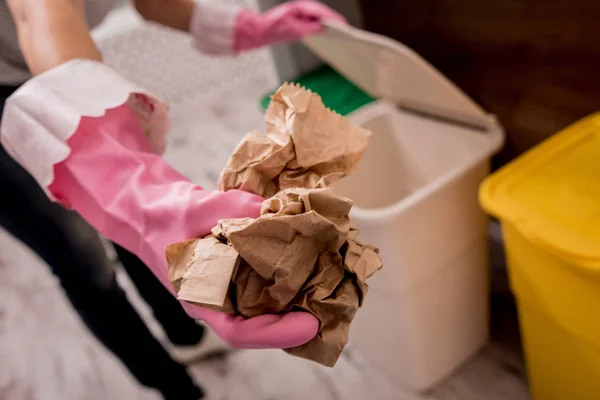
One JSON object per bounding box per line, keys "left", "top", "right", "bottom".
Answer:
{"left": 260, "top": 66, "right": 375, "bottom": 116}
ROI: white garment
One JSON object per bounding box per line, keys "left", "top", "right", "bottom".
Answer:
{"left": 0, "top": 0, "right": 116, "bottom": 85}
{"left": 1, "top": 59, "right": 169, "bottom": 194}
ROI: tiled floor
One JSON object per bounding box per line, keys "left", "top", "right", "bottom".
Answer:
{"left": 0, "top": 4, "right": 531, "bottom": 400}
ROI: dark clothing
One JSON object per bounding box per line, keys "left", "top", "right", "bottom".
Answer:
{"left": 0, "top": 85, "right": 204, "bottom": 400}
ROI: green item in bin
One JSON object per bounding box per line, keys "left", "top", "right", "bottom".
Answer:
{"left": 260, "top": 66, "right": 375, "bottom": 116}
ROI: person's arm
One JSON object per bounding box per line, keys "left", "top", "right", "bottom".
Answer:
{"left": 131, "top": 0, "right": 346, "bottom": 55}
{"left": 131, "top": 0, "right": 195, "bottom": 32}
{"left": 3, "top": 0, "right": 319, "bottom": 349}
{"left": 8, "top": 0, "right": 102, "bottom": 75}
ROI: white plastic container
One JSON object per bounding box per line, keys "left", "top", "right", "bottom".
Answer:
{"left": 303, "top": 23, "right": 505, "bottom": 391}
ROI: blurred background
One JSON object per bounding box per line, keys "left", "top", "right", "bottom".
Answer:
{"left": 3, "top": 1, "right": 599, "bottom": 399}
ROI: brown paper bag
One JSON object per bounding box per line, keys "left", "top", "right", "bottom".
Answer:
{"left": 166, "top": 237, "right": 238, "bottom": 313}
{"left": 219, "top": 83, "right": 372, "bottom": 198}
{"left": 167, "top": 83, "right": 383, "bottom": 367}
{"left": 225, "top": 188, "right": 353, "bottom": 315}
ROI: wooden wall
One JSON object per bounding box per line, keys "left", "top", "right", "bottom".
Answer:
{"left": 359, "top": 0, "right": 600, "bottom": 167}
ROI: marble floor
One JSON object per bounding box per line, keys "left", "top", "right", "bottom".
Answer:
{"left": 0, "top": 221, "right": 531, "bottom": 400}
{"left": 1, "top": 4, "right": 532, "bottom": 400}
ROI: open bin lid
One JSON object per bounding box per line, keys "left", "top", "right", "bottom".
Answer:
{"left": 302, "top": 22, "right": 495, "bottom": 131}
{"left": 480, "top": 113, "right": 600, "bottom": 265}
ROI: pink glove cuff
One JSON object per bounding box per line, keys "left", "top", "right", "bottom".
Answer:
{"left": 0, "top": 60, "right": 169, "bottom": 196}
{"left": 190, "top": 0, "right": 240, "bottom": 55}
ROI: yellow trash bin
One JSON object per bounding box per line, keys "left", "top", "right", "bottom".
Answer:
{"left": 479, "top": 113, "right": 600, "bottom": 400}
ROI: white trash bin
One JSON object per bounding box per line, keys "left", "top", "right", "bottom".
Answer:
{"left": 303, "top": 23, "right": 505, "bottom": 391}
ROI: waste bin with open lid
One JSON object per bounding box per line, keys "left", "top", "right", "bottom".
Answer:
{"left": 300, "top": 22, "right": 505, "bottom": 391}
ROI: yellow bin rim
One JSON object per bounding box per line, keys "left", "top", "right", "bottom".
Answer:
{"left": 480, "top": 112, "right": 600, "bottom": 271}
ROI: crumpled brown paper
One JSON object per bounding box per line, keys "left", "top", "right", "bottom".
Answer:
{"left": 166, "top": 83, "right": 383, "bottom": 367}
{"left": 219, "top": 82, "right": 372, "bottom": 198}
{"left": 166, "top": 237, "right": 238, "bottom": 314}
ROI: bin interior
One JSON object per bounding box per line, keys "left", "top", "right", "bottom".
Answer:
{"left": 260, "top": 65, "right": 375, "bottom": 116}
{"left": 333, "top": 104, "right": 494, "bottom": 210}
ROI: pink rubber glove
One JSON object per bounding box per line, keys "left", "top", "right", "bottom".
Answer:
{"left": 235, "top": 1, "right": 346, "bottom": 52}
{"left": 47, "top": 105, "right": 319, "bottom": 348}
{"left": 190, "top": 0, "right": 346, "bottom": 55}
{"left": 1, "top": 60, "right": 318, "bottom": 349}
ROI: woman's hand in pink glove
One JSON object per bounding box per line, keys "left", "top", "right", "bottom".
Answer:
{"left": 186, "top": 306, "right": 320, "bottom": 349}
{"left": 48, "top": 104, "right": 320, "bottom": 350}
{"left": 235, "top": 0, "right": 347, "bottom": 53}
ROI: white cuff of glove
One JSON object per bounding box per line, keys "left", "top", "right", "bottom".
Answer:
{"left": 0, "top": 59, "right": 170, "bottom": 197}
{"left": 190, "top": 0, "right": 241, "bottom": 55}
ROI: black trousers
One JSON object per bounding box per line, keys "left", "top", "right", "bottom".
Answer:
{"left": 0, "top": 84, "right": 204, "bottom": 400}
